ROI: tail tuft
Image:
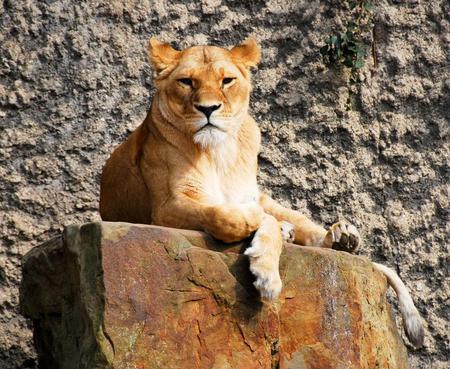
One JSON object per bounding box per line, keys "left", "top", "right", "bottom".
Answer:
{"left": 403, "top": 309, "right": 424, "bottom": 348}
{"left": 372, "top": 262, "right": 425, "bottom": 349}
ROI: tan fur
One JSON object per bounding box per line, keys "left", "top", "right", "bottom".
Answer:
{"left": 99, "top": 38, "right": 424, "bottom": 347}
{"left": 101, "top": 38, "right": 264, "bottom": 242}
{"left": 100, "top": 38, "right": 336, "bottom": 246}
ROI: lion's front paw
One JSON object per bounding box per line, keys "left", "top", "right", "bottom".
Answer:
{"left": 244, "top": 230, "right": 282, "bottom": 301}
{"left": 204, "top": 202, "right": 264, "bottom": 242}
{"left": 251, "top": 265, "right": 282, "bottom": 301}
{"left": 323, "top": 221, "right": 360, "bottom": 253}
{"left": 280, "top": 221, "right": 295, "bottom": 243}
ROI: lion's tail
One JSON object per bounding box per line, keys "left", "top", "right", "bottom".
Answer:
{"left": 373, "top": 262, "right": 425, "bottom": 348}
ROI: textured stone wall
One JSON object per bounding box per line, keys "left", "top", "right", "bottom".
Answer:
{"left": 0, "top": 0, "right": 448, "bottom": 368}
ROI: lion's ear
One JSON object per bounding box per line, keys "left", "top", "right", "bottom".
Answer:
{"left": 148, "top": 38, "right": 181, "bottom": 75}
{"left": 230, "top": 38, "right": 261, "bottom": 68}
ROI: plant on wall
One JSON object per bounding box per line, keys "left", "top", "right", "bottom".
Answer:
{"left": 319, "top": 1, "right": 373, "bottom": 110}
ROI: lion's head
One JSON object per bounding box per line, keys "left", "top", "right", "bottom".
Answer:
{"left": 148, "top": 38, "right": 260, "bottom": 149}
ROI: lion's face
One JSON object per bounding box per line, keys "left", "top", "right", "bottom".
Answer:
{"left": 149, "top": 38, "right": 260, "bottom": 148}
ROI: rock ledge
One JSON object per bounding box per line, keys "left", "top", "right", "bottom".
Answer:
{"left": 20, "top": 222, "right": 408, "bottom": 369}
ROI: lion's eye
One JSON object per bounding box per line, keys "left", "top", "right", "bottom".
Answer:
{"left": 178, "top": 78, "right": 193, "bottom": 87}
{"left": 222, "top": 77, "right": 235, "bottom": 86}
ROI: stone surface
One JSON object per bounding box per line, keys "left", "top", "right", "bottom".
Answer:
{"left": 1, "top": 1, "right": 448, "bottom": 368}
{"left": 21, "top": 222, "right": 409, "bottom": 369}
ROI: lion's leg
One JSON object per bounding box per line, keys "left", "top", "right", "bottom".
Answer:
{"left": 259, "top": 192, "right": 360, "bottom": 252}
{"left": 152, "top": 196, "right": 264, "bottom": 243}
{"left": 244, "top": 214, "right": 284, "bottom": 300}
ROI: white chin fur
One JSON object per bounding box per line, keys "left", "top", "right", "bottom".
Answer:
{"left": 193, "top": 128, "right": 228, "bottom": 149}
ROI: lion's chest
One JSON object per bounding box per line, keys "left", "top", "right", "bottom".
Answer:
{"left": 191, "top": 166, "right": 258, "bottom": 205}
{"left": 181, "top": 140, "right": 260, "bottom": 205}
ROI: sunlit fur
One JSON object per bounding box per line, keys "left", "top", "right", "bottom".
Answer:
{"left": 100, "top": 38, "right": 263, "bottom": 230}
{"left": 100, "top": 39, "right": 424, "bottom": 347}
{"left": 152, "top": 44, "right": 252, "bottom": 150}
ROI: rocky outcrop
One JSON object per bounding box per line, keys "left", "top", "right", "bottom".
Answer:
{"left": 2, "top": 1, "right": 448, "bottom": 367}
{"left": 21, "top": 222, "right": 409, "bottom": 369}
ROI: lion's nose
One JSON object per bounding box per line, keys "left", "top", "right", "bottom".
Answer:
{"left": 194, "top": 104, "right": 221, "bottom": 118}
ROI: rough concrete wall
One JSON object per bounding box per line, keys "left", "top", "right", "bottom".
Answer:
{"left": 0, "top": 0, "right": 448, "bottom": 368}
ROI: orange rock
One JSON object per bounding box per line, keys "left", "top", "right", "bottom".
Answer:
{"left": 21, "top": 222, "right": 409, "bottom": 369}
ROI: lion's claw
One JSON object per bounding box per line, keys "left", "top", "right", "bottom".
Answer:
{"left": 324, "top": 221, "right": 360, "bottom": 253}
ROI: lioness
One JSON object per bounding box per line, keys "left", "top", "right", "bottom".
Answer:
{"left": 100, "top": 38, "right": 424, "bottom": 347}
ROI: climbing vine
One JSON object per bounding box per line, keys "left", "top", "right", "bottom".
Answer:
{"left": 319, "top": 1, "right": 373, "bottom": 110}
